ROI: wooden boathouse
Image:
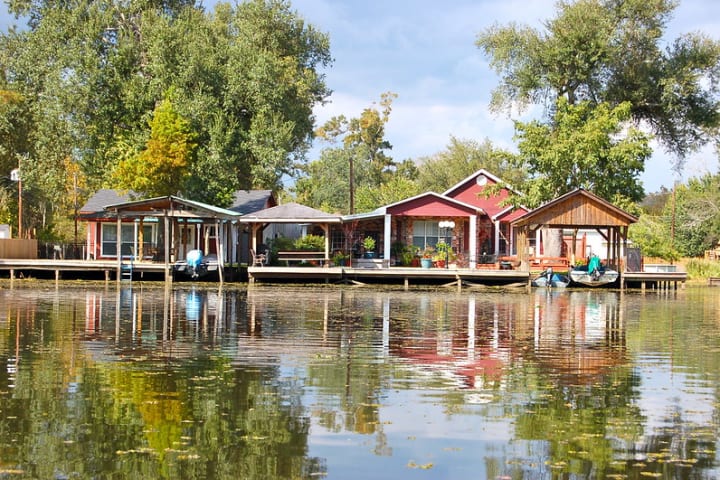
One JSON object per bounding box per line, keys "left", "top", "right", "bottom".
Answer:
{"left": 511, "top": 188, "right": 686, "bottom": 289}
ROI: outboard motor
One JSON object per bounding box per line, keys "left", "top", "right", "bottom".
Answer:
{"left": 186, "top": 249, "right": 204, "bottom": 278}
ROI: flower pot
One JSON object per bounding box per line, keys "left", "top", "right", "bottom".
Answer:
{"left": 421, "top": 258, "right": 433, "bottom": 269}
{"left": 435, "top": 260, "right": 446, "bottom": 268}
{"left": 364, "top": 252, "right": 375, "bottom": 259}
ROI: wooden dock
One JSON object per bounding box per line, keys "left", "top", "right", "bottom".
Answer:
{"left": 0, "top": 259, "right": 170, "bottom": 282}
{"left": 1, "top": 258, "right": 689, "bottom": 291}
{"left": 247, "top": 265, "right": 530, "bottom": 290}
{"left": 621, "top": 271, "right": 687, "bottom": 291}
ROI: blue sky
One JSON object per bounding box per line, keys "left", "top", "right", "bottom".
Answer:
{"left": 287, "top": 0, "right": 720, "bottom": 193}
{"left": 2, "top": 0, "right": 719, "bottom": 193}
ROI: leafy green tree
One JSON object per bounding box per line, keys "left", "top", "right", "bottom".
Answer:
{"left": 294, "top": 146, "right": 360, "bottom": 213}
{"left": 513, "top": 99, "right": 650, "bottom": 208}
{"left": 671, "top": 173, "right": 720, "bottom": 256}
{"left": 628, "top": 213, "right": 679, "bottom": 260}
{"left": 0, "top": 0, "right": 331, "bottom": 238}
{"left": 355, "top": 175, "right": 421, "bottom": 213}
{"left": 309, "top": 92, "right": 398, "bottom": 213}
{"left": 112, "top": 97, "right": 196, "bottom": 197}
{"left": 415, "top": 136, "right": 521, "bottom": 192}
{"left": 477, "top": 0, "right": 720, "bottom": 165}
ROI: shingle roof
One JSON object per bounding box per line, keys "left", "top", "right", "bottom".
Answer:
{"left": 229, "top": 190, "right": 275, "bottom": 214}
{"left": 240, "top": 202, "right": 342, "bottom": 223}
{"left": 79, "top": 189, "right": 134, "bottom": 213}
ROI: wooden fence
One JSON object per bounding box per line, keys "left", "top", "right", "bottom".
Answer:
{"left": 0, "top": 239, "right": 38, "bottom": 259}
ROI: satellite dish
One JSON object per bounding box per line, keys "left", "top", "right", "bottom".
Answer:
{"left": 10, "top": 169, "right": 20, "bottom": 182}
{"left": 476, "top": 174, "right": 487, "bottom": 186}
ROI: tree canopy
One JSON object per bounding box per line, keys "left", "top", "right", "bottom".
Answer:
{"left": 512, "top": 99, "right": 650, "bottom": 208}
{"left": 298, "top": 93, "right": 398, "bottom": 214}
{"left": 0, "top": 0, "right": 331, "bottom": 238}
{"left": 477, "top": 0, "right": 720, "bottom": 166}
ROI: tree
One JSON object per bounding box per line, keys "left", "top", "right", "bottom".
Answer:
{"left": 311, "top": 92, "right": 397, "bottom": 213}
{"left": 294, "top": 146, "right": 357, "bottom": 213}
{"left": 0, "top": 0, "right": 331, "bottom": 240}
{"left": 628, "top": 213, "right": 679, "bottom": 261}
{"left": 112, "top": 97, "right": 196, "bottom": 197}
{"left": 477, "top": 0, "right": 720, "bottom": 168}
{"left": 415, "top": 136, "right": 522, "bottom": 192}
{"left": 512, "top": 99, "right": 650, "bottom": 208}
{"left": 671, "top": 173, "right": 720, "bottom": 256}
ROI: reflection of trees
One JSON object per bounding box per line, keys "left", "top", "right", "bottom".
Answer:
{"left": 512, "top": 368, "right": 644, "bottom": 477}
{"left": 1, "top": 285, "right": 720, "bottom": 479}
{"left": 299, "top": 290, "right": 392, "bottom": 456}
{"left": 0, "top": 286, "right": 322, "bottom": 479}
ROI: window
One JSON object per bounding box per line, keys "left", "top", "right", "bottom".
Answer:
{"left": 101, "top": 223, "right": 154, "bottom": 258}
{"left": 412, "top": 220, "right": 439, "bottom": 249}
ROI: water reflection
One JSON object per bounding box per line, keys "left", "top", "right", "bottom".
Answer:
{"left": 0, "top": 284, "right": 718, "bottom": 479}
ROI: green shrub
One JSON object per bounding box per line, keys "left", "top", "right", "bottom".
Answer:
{"left": 685, "top": 258, "right": 720, "bottom": 279}
{"left": 293, "top": 234, "right": 325, "bottom": 251}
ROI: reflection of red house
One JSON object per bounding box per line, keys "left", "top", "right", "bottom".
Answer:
{"left": 342, "top": 169, "right": 528, "bottom": 268}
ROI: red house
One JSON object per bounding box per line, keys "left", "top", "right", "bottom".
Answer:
{"left": 341, "top": 169, "right": 528, "bottom": 268}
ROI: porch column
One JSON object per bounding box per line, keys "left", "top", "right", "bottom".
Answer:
{"left": 383, "top": 214, "right": 391, "bottom": 266}
{"left": 215, "top": 220, "right": 224, "bottom": 284}
{"left": 323, "top": 224, "right": 330, "bottom": 262}
{"left": 469, "top": 215, "right": 477, "bottom": 269}
{"left": 116, "top": 214, "right": 122, "bottom": 279}
{"left": 494, "top": 219, "right": 501, "bottom": 255}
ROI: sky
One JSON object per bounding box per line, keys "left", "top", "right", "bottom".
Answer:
{"left": 2, "top": 0, "right": 719, "bottom": 193}
{"left": 283, "top": 0, "right": 720, "bottom": 193}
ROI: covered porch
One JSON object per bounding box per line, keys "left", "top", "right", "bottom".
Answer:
{"left": 101, "top": 196, "right": 243, "bottom": 282}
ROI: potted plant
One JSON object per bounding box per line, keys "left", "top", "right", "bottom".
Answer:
{"left": 332, "top": 251, "right": 349, "bottom": 267}
{"left": 420, "top": 246, "right": 434, "bottom": 269}
{"left": 433, "top": 241, "right": 456, "bottom": 268}
{"left": 400, "top": 245, "right": 419, "bottom": 267}
{"left": 363, "top": 236, "right": 376, "bottom": 258}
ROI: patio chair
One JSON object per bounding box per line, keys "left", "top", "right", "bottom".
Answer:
{"left": 250, "top": 248, "right": 267, "bottom": 267}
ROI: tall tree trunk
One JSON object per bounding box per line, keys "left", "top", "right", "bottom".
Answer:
{"left": 543, "top": 227, "right": 564, "bottom": 257}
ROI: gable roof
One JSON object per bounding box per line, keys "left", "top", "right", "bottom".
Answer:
{"left": 442, "top": 169, "right": 527, "bottom": 218}
{"left": 386, "top": 191, "right": 484, "bottom": 216}
{"left": 80, "top": 189, "right": 134, "bottom": 214}
{"left": 443, "top": 169, "right": 507, "bottom": 197}
{"left": 229, "top": 190, "right": 276, "bottom": 215}
{"left": 240, "top": 202, "right": 342, "bottom": 223}
{"left": 104, "top": 195, "right": 241, "bottom": 220}
{"left": 511, "top": 188, "right": 638, "bottom": 229}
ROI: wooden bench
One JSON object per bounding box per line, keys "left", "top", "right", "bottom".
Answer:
{"left": 277, "top": 251, "right": 327, "bottom": 266}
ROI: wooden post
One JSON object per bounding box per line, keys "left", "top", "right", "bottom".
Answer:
{"left": 116, "top": 214, "right": 122, "bottom": 281}
{"left": 164, "top": 212, "right": 170, "bottom": 282}
{"left": 215, "top": 220, "right": 224, "bottom": 284}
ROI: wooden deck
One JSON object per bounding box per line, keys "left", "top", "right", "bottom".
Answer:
{"left": 247, "top": 265, "right": 530, "bottom": 290}
{"left": 0, "top": 258, "right": 689, "bottom": 291}
{"left": 0, "top": 259, "right": 170, "bottom": 281}
{"left": 621, "top": 271, "right": 687, "bottom": 291}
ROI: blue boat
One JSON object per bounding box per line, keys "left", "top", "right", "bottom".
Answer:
{"left": 532, "top": 269, "right": 570, "bottom": 288}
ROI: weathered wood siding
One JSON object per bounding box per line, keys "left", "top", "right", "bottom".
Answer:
{"left": 0, "top": 239, "right": 38, "bottom": 259}
{"left": 529, "top": 197, "right": 625, "bottom": 227}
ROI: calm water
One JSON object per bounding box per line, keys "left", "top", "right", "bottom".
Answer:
{"left": 0, "top": 282, "right": 718, "bottom": 479}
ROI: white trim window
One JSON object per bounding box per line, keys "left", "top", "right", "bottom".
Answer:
{"left": 412, "top": 220, "right": 439, "bottom": 249}
{"left": 101, "top": 223, "right": 154, "bottom": 258}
